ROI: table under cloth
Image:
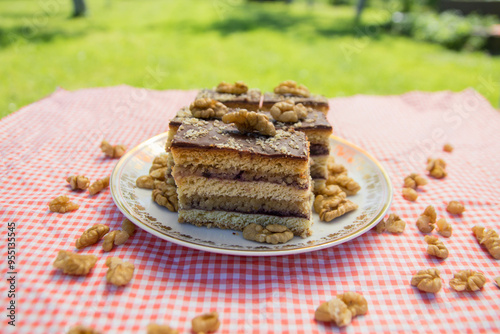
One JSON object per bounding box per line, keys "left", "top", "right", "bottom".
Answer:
{"left": 1, "top": 85, "right": 499, "bottom": 333}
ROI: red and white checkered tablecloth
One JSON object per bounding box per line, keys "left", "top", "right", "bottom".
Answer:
{"left": 1, "top": 86, "right": 499, "bottom": 333}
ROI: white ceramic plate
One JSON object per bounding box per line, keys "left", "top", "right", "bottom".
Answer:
{"left": 110, "top": 133, "right": 393, "bottom": 256}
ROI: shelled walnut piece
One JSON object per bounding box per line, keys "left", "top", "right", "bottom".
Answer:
{"left": 147, "top": 324, "right": 179, "bottom": 334}
{"left": 190, "top": 98, "right": 228, "bottom": 119}
{"left": 67, "top": 325, "right": 101, "bottom": 334}
{"left": 89, "top": 176, "right": 110, "bottom": 195}
{"left": 404, "top": 173, "right": 427, "bottom": 190}
{"left": 411, "top": 268, "right": 442, "bottom": 293}
{"left": 191, "top": 311, "right": 220, "bottom": 334}
{"left": 443, "top": 143, "right": 453, "bottom": 152}
{"left": 222, "top": 109, "right": 276, "bottom": 136}
{"left": 66, "top": 175, "right": 90, "bottom": 190}
{"left": 426, "top": 158, "right": 447, "bottom": 179}
{"left": 325, "top": 157, "right": 361, "bottom": 196}
{"left": 152, "top": 181, "right": 178, "bottom": 212}
{"left": 101, "top": 140, "right": 126, "bottom": 158}
{"left": 472, "top": 225, "right": 500, "bottom": 259}
{"left": 315, "top": 292, "right": 367, "bottom": 327}
{"left": 75, "top": 224, "right": 110, "bottom": 249}
{"left": 49, "top": 195, "right": 79, "bottom": 213}
{"left": 122, "top": 218, "right": 136, "bottom": 236}
{"left": 102, "top": 230, "right": 130, "bottom": 252}
{"left": 436, "top": 218, "right": 452, "bottom": 237}
{"left": 242, "top": 223, "right": 294, "bottom": 244}
{"left": 274, "top": 80, "right": 310, "bottom": 97}
{"left": 270, "top": 100, "right": 309, "bottom": 123}
{"left": 53, "top": 250, "right": 98, "bottom": 276}
{"left": 314, "top": 185, "right": 358, "bottom": 222}
{"left": 105, "top": 257, "right": 135, "bottom": 286}
{"left": 495, "top": 276, "right": 500, "bottom": 288}
{"left": 375, "top": 213, "right": 406, "bottom": 234}
{"left": 416, "top": 205, "right": 436, "bottom": 233}
{"left": 216, "top": 81, "right": 248, "bottom": 95}
{"left": 136, "top": 175, "right": 154, "bottom": 189}
{"left": 402, "top": 187, "right": 418, "bottom": 202}
{"left": 446, "top": 201, "right": 465, "bottom": 215}
{"left": 424, "top": 236, "right": 449, "bottom": 259}
{"left": 449, "top": 270, "right": 486, "bottom": 292}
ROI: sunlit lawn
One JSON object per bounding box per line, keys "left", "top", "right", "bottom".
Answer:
{"left": 0, "top": 0, "right": 499, "bottom": 118}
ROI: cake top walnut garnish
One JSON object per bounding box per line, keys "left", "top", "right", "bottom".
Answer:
{"left": 270, "top": 100, "right": 311, "bottom": 123}
{"left": 274, "top": 80, "right": 310, "bottom": 97}
{"left": 216, "top": 81, "right": 249, "bottom": 95}
{"left": 222, "top": 109, "right": 276, "bottom": 137}
{"left": 189, "top": 98, "right": 228, "bottom": 119}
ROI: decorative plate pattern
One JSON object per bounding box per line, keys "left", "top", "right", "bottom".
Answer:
{"left": 110, "top": 133, "right": 393, "bottom": 256}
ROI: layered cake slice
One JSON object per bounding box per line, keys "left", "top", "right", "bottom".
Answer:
{"left": 196, "top": 81, "right": 261, "bottom": 111}
{"left": 170, "top": 114, "right": 313, "bottom": 237}
{"left": 261, "top": 80, "right": 329, "bottom": 113}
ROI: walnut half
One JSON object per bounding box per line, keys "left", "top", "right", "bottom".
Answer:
{"left": 222, "top": 109, "right": 276, "bottom": 136}
{"left": 270, "top": 100, "right": 309, "bottom": 123}
{"left": 446, "top": 201, "right": 464, "bottom": 215}
{"left": 216, "top": 81, "right": 248, "bottom": 95}
{"left": 49, "top": 195, "right": 79, "bottom": 213}
{"left": 66, "top": 175, "right": 90, "bottom": 190}
{"left": 147, "top": 324, "right": 179, "bottom": 334}
{"left": 242, "top": 223, "right": 294, "bottom": 244}
{"left": 424, "top": 235, "right": 449, "bottom": 259}
{"left": 190, "top": 98, "right": 228, "bottom": 119}
{"left": 472, "top": 225, "right": 500, "bottom": 259}
{"left": 89, "top": 176, "right": 110, "bottom": 196}
{"left": 411, "top": 268, "right": 442, "bottom": 293}
{"left": 274, "top": 80, "right": 310, "bottom": 97}
{"left": 315, "top": 298, "right": 352, "bottom": 327}
{"left": 404, "top": 173, "right": 427, "bottom": 189}
{"left": 101, "top": 140, "right": 126, "bottom": 158}
{"left": 75, "top": 224, "right": 110, "bottom": 249}
{"left": 426, "top": 158, "right": 447, "bottom": 179}
{"left": 53, "top": 250, "right": 98, "bottom": 276}
{"left": 191, "top": 312, "right": 220, "bottom": 334}
{"left": 106, "top": 257, "right": 135, "bottom": 286}
{"left": 416, "top": 205, "right": 436, "bottom": 233}
{"left": 449, "top": 270, "right": 486, "bottom": 292}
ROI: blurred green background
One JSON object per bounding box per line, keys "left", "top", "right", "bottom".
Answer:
{"left": 0, "top": 0, "right": 499, "bottom": 119}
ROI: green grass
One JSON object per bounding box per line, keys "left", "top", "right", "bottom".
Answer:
{"left": 1, "top": 0, "right": 499, "bottom": 119}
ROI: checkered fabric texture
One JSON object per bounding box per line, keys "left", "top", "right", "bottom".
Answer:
{"left": 1, "top": 86, "right": 499, "bottom": 333}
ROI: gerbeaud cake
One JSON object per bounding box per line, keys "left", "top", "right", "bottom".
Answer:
{"left": 169, "top": 118, "right": 313, "bottom": 237}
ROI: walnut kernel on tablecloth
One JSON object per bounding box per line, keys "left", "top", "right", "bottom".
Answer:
{"left": 66, "top": 175, "right": 90, "bottom": 190}
{"left": 136, "top": 175, "right": 155, "bottom": 189}
{"left": 426, "top": 158, "right": 447, "bottom": 179}
{"left": 53, "top": 250, "right": 98, "bottom": 276}
{"left": 102, "top": 230, "right": 130, "bottom": 252}
{"left": 75, "top": 224, "right": 110, "bottom": 249}
{"left": 242, "top": 223, "right": 294, "bottom": 244}
{"left": 315, "top": 298, "right": 352, "bottom": 327}
{"left": 416, "top": 205, "right": 436, "bottom": 233}
{"left": 337, "top": 292, "right": 368, "bottom": 317}
{"left": 274, "top": 80, "right": 310, "bottom": 97}
{"left": 49, "top": 195, "right": 79, "bottom": 213}
{"left": 443, "top": 143, "right": 453, "bottom": 152}
{"left": 411, "top": 268, "right": 442, "bottom": 293}
{"left": 100, "top": 140, "right": 126, "bottom": 158}
{"left": 449, "top": 270, "right": 486, "bottom": 292}
{"left": 472, "top": 225, "right": 500, "bottom": 259}
{"left": 495, "top": 277, "right": 500, "bottom": 288}
{"left": 191, "top": 311, "right": 220, "bottom": 334}
{"left": 105, "top": 257, "right": 135, "bottom": 286}
{"left": 384, "top": 213, "right": 406, "bottom": 233}
{"left": 88, "top": 176, "right": 110, "bottom": 196}
{"left": 222, "top": 109, "right": 276, "bottom": 136}
{"left": 147, "top": 323, "right": 179, "bottom": 334}
{"left": 404, "top": 173, "right": 428, "bottom": 190}
{"left": 402, "top": 187, "right": 418, "bottom": 202}
{"left": 122, "top": 218, "right": 136, "bottom": 236}
{"left": 216, "top": 81, "right": 248, "bottom": 95}
{"left": 424, "top": 235, "right": 449, "bottom": 259}
{"left": 67, "top": 325, "right": 101, "bottom": 334}
{"left": 436, "top": 218, "right": 452, "bottom": 237}
{"left": 190, "top": 98, "right": 228, "bottom": 119}
{"left": 270, "top": 100, "right": 309, "bottom": 123}
{"left": 446, "top": 201, "right": 465, "bottom": 215}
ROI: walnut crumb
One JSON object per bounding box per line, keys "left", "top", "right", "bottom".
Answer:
{"left": 446, "top": 201, "right": 464, "bottom": 215}
{"left": 411, "top": 268, "right": 442, "bottom": 293}
{"left": 443, "top": 143, "right": 453, "bottom": 152}
{"left": 472, "top": 225, "right": 500, "bottom": 259}
{"left": 216, "top": 81, "right": 248, "bottom": 95}
{"left": 274, "top": 80, "right": 310, "bottom": 97}
{"left": 105, "top": 257, "right": 135, "bottom": 286}
{"left": 222, "top": 109, "right": 276, "bottom": 136}
{"left": 89, "top": 176, "right": 110, "bottom": 195}
{"left": 49, "top": 195, "right": 79, "bottom": 213}
{"left": 66, "top": 175, "right": 90, "bottom": 190}
{"left": 426, "top": 158, "right": 447, "bottom": 179}
{"left": 449, "top": 270, "right": 486, "bottom": 292}
{"left": 101, "top": 140, "right": 126, "bottom": 158}
{"left": 75, "top": 224, "right": 110, "bottom": 249}
{"left": 242, "top": 223, "right": 294, "bottom": 244}
{"left": 190, "top": 98, "right": 228, "bottom": 119}
{"left": 191, "top": 312, "right": 220, "bottom": 334}
{"left": 416, "top": 205, "right": 436, "bottom": 233}
{"left": 53, "top": 250, "right": 97, "bottom": 276}
{"left": 424, "top": 235, "right": 449, "bottom": 259}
